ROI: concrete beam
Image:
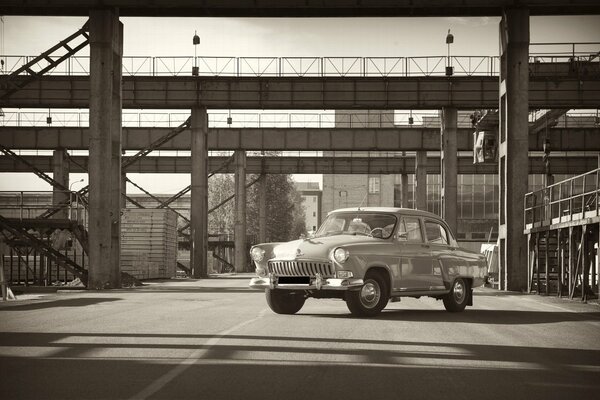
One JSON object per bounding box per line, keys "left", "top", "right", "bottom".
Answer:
{"left": 2, "top": 126, "right": 598, "bottom": 152}
{"left": 2, "top": 75, "right": 598, "bottom": 109}
{"left": 191, "top": 107, "right": 209, "bottom": 279}
{"left": 258, "top": 174, "right": 267, "bottom": 243}
{"left": 52, "top": 149, "right": 69, "bottom": 219}
{"left": 2, "top": 1, "right": 598, "bottom": 17}
{"left": 498, "top": 8, "right": 529, "bottom": 292}
{"left": 3, "top": 155, "right": 596, "bottom": 175}
{"left": 110, "top": 20, "right": 123, "bottom": 286}
{"left": 415, "top": 151, "right": 427, "bottom": 210}
{"left": 441, "top": 107, "right": 458, "bottom": 233}
{"left": 87, "top": 9, "right": 121, "bottom": 290}
{"left": 234, "top": 150, "right": 247, "bottom": 273}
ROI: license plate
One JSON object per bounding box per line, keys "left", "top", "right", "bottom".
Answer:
{"left": 278, "top": 276, "right": 310, "bottom": 284}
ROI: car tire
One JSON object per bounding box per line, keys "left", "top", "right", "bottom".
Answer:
{"left": 443, "top": 278, "right": 470, "bottom": 312}
{"left": 266, "top": 289, "right": 306, "bottom": 315}
{"left": 345, "top": 271, "right": 389, "bottom": 317}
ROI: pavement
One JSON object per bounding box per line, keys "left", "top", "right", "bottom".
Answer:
{"left": 1, "top": 275, "right": 599, "bottom": 400}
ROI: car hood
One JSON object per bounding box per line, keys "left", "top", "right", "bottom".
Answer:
{"left": 270, "top": 234, "right": 383, "bottom": 261}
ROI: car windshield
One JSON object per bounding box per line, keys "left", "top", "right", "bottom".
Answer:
{"left": 315, "top": 212, "right": 397, "bottom": 239}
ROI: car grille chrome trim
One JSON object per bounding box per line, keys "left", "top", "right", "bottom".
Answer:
{"left": 268, "top": 260, "right": 334, "bottom": 277}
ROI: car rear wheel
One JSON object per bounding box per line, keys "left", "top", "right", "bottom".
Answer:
{"left": 346, "top": 271, "right": 389, "bottom": 317}
{"left": 443, "top": 278, "right": 470, "bottom": 312}
{"left": 266, "top": 289, "right": 306, "bottom": 315}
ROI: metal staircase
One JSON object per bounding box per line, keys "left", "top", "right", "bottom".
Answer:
{"left": 0, "top": 215, "right": 89, "bottom": 285}
{"left": 0, "top": 22, "right": 89, "bottom": 99}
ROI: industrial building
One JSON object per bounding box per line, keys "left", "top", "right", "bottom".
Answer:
{"left": 0, "top": 2, "right": 599, "bottom": 398}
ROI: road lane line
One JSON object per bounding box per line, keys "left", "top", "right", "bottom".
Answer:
{"left": 129, "top": 308, "right": 268, "bottom": 400}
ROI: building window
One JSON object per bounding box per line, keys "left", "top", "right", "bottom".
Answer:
{"left": 313, "top": 211, "right": 316, "bottom": 217}
{"left": 368, "top": 177, "right": 380, "bottom": 194}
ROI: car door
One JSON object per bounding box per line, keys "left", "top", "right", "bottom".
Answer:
{"left": 393, "top": 216, "right": 432, "bottom": 292}
{"left": 423, "top": 219, "right": 453, "bottom": 290}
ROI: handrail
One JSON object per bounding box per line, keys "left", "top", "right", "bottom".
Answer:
{"left": 0, "top": 190, "right": 88, "bottom": 227}
{"left": 524, "top": 167, "right": 600, "bottom": 229}
{"left": 2, "top": 109, "right": 598, "bottom": 129}
{"left": 2, "top": 52, "right": 598, "bottom": 78}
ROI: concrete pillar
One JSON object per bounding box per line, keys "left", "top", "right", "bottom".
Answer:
{"left": 52, "top": 149, "right": 69, "bottom": 219}
{"left": 498, "top": 8, "right": 530, "bottom": 291}
{"left": 88, "top": 9, "right": 121, "bottom": 289}
{"left": 258, "top": 174, "right": 267, "bottom": 243}
{"left": 191, "top": 107, "right": 209, "bottom": 279}
{"left": 400, "top": 174, "right": 409, "bottom": 208}
{"left": 234, "top": 150, "right": 247, "bottom": 272}
{"left": 415, "top": 151, "right": 427, "bottom": 210}
{"left": 120, "top": 172, "right": 127, "bottom": 209}
{"left": 441, "top": 107, "right": 458, "bottom": 233}
{"left": 110, "top": 20, "right": 123, "bottom": 286}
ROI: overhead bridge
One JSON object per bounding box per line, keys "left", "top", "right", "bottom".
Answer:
{"left": 1, "top": 155, "right": 595, "bottom": 175}
{"left": 2, "top": 74, "right": 599, "bottom": 109}
{"left": 1, "top": 126, "right": 599, "bottom": 152}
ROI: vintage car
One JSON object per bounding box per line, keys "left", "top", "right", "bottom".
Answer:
{"left": 249, "top": 207, "right": 488, "bottom": 317}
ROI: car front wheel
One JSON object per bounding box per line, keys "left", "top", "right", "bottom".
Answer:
{"left": 345, "top": 272, "right": 389, "bottom": 317}
{"left": 443, "top": 278, "right": 470, "bottom": 312}
{"left": 266, "top": 289, "right": 306, "bottom": 314}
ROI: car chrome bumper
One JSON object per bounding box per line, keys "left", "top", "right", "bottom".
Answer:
{"left": 249, "top": 274, "right": 364, "bottom": 291}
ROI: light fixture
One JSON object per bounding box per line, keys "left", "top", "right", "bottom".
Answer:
{"left": 192, "top": 30, "right": 200, "bottom": 76}
{"left": 46, "top": 108, "right": 52, "bottom": 125}
{"left": 445, "top": 29, "right": 454, "bottom": 76}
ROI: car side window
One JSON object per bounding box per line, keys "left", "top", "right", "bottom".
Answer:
{"left": 425, "top": 221, "right": 449, "bottom": 245}
{"left": 397, "top": 217, "right": 423, "bottom": 243}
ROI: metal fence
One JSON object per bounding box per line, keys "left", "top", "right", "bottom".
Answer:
{"left": 524, "top": 168, "right": 600, "bottom": 229}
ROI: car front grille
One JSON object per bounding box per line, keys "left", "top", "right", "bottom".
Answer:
{"left": 268, "top": 260, "right": 335, "bottom": 278}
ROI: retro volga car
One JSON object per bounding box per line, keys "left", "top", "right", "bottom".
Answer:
{"left": 249, "top": 207, "right": 488, "bottom": 317}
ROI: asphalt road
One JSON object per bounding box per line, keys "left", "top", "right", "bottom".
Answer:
{"left": 1, "top": 275, "right": 599, "bottom": 400}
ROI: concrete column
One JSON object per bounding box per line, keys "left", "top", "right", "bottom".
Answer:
{"left": 498, "top": 8, "right": 530, "bottom": 291}
{"left": 110, "top": 20, "right": 123, "bottom": 287}
{"left": 234, "top": 150, "right": 247, "bottom": 272}
{"left": 258, "top": 174, "right": 267, "bottom": 243}
{"left": 191, "top": 107, "right": 209, "bottom": 279}
{"left": 400, "top": 174, "right": 409, "bottom": 208}
{"left": 52, "top": 149, "right": 69, "bottom": 219}
{"left": 441, "top": 107, "right": 458, "bottom": 233}
{"left": 120, "top": 172, "right": 127, "bottom": 209}
{"left": 88, "top": 9, "right": 120, "bottom": 289}
{"left": 415, "top": 151, "right": 427, "bottom": 210}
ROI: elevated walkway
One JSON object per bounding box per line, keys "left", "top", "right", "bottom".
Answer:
{"left": 524, "top": 168, "right": 599, "bottom": 300}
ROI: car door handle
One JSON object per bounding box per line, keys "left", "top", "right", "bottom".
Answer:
{"left": 421, "top": 244, "right": 430, "bottom": 249}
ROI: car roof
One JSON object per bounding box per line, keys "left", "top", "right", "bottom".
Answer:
{"left": 328, "top": 207, "right": 443, "bottom": 220}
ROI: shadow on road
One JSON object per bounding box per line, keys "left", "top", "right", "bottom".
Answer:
{"left": 0, "top": 329, "right": 598, "bottom": 400}
{"left": 0, "top": 297, "right": 121, "bottom": 311}
{"left": 301, "top": 308, "right": 600, "bottom": 325}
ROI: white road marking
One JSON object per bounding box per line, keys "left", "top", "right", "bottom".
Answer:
{"left": 129, "top": 308, "right": 268, "bottom": 400}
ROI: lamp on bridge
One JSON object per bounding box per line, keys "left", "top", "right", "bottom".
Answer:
{"left": 445, "top": 29, "right": 454, "bottom": 76}
{"left": 192, "top": 31, "right": 200, "bottom": 76}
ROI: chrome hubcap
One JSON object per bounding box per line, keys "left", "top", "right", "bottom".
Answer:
{"left": 360, "top": 281, "right": 381, "bottom": 309}
{"left": 453, "top": 280, "right": 465, "bottom": 303}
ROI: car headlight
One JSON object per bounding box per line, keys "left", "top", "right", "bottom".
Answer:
{"left": 250, "top": 247, "right": 265, "bottom": 262}
{"left": 333, "top": 247, "right": 349, "bottom": 263}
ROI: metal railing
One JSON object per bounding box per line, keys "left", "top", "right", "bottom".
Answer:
{"left": 0, "top": 191, "right": 88, "bottom": 225}
{"left": 0, "top": 110, "right": 440, "bottom": 128}
{"left": 1, "top": 55, "right": 501, "bottom": 77}
{"left": 525, "top": 168, "right": 600, "bottom": 229}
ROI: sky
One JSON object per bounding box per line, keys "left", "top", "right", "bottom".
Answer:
{"left": 0, "top": 15, "right": 599, "bottom": 193}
